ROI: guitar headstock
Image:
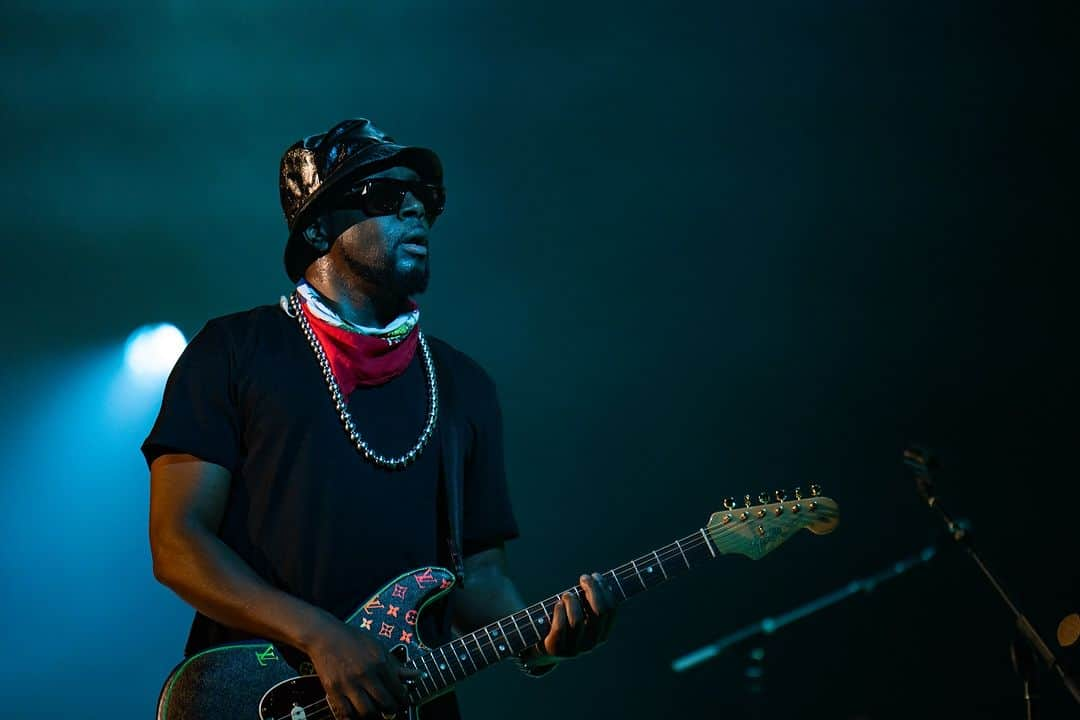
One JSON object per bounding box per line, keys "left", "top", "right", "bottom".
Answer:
{"left": 705, "top": 486, "right": 839, "bottom": 560}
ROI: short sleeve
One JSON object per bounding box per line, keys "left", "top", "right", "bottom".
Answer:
{"left": 461, "top": 369, "right": 520, "bottom": 555}
{"left": 141, "top": 320, "right": 242, "bottom": 473}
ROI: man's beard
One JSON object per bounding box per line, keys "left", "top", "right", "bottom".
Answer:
{"left": 344, "top": 252, "right": 429, "bottom": 298}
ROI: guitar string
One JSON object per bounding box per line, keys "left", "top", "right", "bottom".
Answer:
{"left": 284, "top": 529, "right": 728, "bottom": 720}
{"left": 398, "top": 529, "right": 734, "bottom": 690}
{"left": 284, "top": 509, "right": 839, "bottom": 720}
{"left": 278, "top": 509, "right": 839, "bottom": 720}
{"left": 274, "top": 508, "right": 837, "bottom": 720}
{"left": 418, "top": 507, "right": 839, "bottom": 677}
{"left": 290, "top": 522, "right": 835, "bottom": 720}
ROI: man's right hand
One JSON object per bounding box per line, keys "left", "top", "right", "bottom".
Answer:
{"left": 305, "top": 617, "right": 426, "bottom": 720}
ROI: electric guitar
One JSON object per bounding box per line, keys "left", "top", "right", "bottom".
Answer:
{"left": 156, "top": 488, "right": 839, "bottom": 719}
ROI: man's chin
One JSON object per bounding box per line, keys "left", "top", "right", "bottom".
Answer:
{"left": 392, "top": 264, "right": 430, "bottom": 298}
{"left": 343, "top": 253, "right": 429, "bottom": 299}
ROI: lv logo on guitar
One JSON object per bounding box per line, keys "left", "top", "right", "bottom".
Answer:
{"left": 156, "top": 488, "right": 838, "bottom": 720}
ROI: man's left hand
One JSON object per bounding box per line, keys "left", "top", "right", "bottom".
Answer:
{"left": 537, "top": 572, "right": 618, "bottom": 662}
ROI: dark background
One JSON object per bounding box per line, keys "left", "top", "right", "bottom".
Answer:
{"left": 1, "top": 1, "right": 1077, "bottom": 717}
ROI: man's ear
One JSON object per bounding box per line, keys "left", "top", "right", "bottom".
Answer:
{"left": 302, "top": 216, "right": 332, "bottom": 253}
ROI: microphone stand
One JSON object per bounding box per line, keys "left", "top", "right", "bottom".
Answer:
{"left": 671, "top": 544, "right": 939, "bottom": 673}
{"left": 904, "top": 447, "right": 1080, "bottom": 715}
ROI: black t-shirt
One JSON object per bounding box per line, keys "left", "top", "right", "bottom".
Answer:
{"left": 142, "top": 304, "right": 519, "bottom": 719}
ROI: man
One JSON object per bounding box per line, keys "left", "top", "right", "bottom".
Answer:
{"left": 144, "top": 118, "right": 617, "bottom": 720}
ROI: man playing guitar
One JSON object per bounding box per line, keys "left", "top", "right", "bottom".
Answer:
{"left": 144, "top": 118, "right": 619, "bottom": 720}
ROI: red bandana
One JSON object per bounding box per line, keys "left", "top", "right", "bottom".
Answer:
{"left": 300, "top": 301, "right": 420, "bottom": 395}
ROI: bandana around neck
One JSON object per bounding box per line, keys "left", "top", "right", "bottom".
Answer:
{"left": 289, "top": 280, "right": 421, "bottom": 394}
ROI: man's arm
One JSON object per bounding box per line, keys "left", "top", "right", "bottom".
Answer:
{"left": 452, "top": 546, "right": 618, "bottom": 673}
{"left": 149, "top": 453, "right": 420, "bottom": 719}
{"left": 149, "top": 454, "right": 327, "bottom": 646}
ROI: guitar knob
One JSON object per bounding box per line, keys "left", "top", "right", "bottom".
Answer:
{"left": 722, "top": 497, "right": 735, "bottom": 510}
{"left": 744, "top": 494, "right": 753, "bottom": 508}
{"left": 757, "top": 492, "right": 770, "bottom": 505}
{"left": 774, "top": 489, "right": 786, "bottom": 502}
{"left": 809, "top": 483, "right": 822, "bottom": 497}
{"left": 794, "top": 487, "right": 803, "bottom": 500}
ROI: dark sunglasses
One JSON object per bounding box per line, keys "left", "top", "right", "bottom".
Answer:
{"left": 336, "top": 178, "right": 446, "bottom": 222}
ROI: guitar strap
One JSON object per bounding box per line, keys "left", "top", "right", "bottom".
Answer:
{"left": 430, "top": 340, "right": 467, "bottom": 588}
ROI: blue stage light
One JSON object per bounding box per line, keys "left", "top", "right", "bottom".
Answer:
{"left": 124, "top": 323, "right": 187, "bottom": 380}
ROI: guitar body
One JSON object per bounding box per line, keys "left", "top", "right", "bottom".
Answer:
{"left": 156, "top": 566, "right": 457, "bottom": 720}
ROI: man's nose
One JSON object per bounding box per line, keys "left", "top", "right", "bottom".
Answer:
{"left": 398, "top": 192, "right": 426, "bottom": 222}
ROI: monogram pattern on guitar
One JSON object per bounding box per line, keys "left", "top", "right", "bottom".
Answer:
{"left": 349, "top": 567, "right": 456, "bottom": 649}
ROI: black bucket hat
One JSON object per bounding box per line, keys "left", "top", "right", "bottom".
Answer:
{"left": 280, "top": 118, "right": 442, "bottom": 282}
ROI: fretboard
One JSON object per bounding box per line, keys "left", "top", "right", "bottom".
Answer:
{"left": 405, "top": 527, "right": 719, "bottom": 702}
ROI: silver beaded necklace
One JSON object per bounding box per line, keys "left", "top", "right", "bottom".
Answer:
{"left": 286, "top": 291, "right": 438, "bottom": 470}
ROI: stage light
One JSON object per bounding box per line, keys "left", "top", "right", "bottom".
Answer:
{"left": 124, "top": 323, "right": 186, "bottom": 380}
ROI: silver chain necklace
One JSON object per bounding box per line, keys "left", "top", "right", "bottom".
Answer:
{"left": 287, "top": 292, "right": 438, "bottom": 470}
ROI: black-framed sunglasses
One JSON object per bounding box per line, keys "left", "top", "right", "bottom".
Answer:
{"left": 337, "top": 178, "right": 446, "bottom": 222}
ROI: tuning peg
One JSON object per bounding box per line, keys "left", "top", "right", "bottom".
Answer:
{"left": 774, "top": 489, "right": 786, "bottom": 502}
{"left": 744, "top": 494, "right": 752, "bottom": 508}
{"left": 809, "top": 483, "right": 821, "bottom": 497}
{"left": 722, "top": 497, "right": 735, "bottom": 510}
{"left": 794, "top": 487, "right": 803, "bottom": 500}
{"left": 757, "top": 492, "right": 770, "bottom": 505}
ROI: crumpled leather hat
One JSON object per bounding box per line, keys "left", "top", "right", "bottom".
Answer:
{"left": 280, "top": 118, "right": 442, "bottom": 282}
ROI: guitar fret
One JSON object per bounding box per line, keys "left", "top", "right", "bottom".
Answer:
{"left": 412, "top": 659, "right": 433, "bottom": 696}
{"left": 630, "top": 559, "right": 646, "bottom": 590}
{"left": 438, "top": 647, "right": 458, "bottom": 682}
{"left": 653, "top": 549, "right": 668, "bottom": 579}
{"left": 487, "top": 624, "right": 508, "bottom": 657}
{"left": 420, "top": 653, "right": 445, "bottom": 690}
{"left": 610, "top": 570, "right": 627, "bottom": 600}
{"left": 674, "top": 538, "right": 690, "bottom": 568}
{"left": 472, "top": 631, "right": 494, "bottom": 666}
{"left": 508, "top": 613, "right": 526, "bottom": 650}
{"left": 459, "top": 638, "right": 478, "bottom": 672}
{"left": 523, "top": 607, "right": 541, "bottom": 645}
{"left": 449, "top": 641, "right": 469, "bottom": 677}
{"left": 539, "top": 600, "right": 552, "bottom": 625}
{"left": 414, "top": 654, "right": 431, "bottom": 689}
{"left": 699, "top": 528, "right": 717, "bottom": 557}
{"left": 497, "top": 619, "right": 512, "bottom": 653}
{"left": 430, "top": 651, "right": 449, "bottom": 686}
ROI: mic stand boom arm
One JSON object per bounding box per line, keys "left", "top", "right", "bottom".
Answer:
{"left": 671, "top": 544, "right": 938, "bottom": 673}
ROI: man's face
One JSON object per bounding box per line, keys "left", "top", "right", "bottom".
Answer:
{"left": 322, "top": 165, "right": 433, "bottom": 298}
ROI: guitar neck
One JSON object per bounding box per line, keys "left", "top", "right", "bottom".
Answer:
{"left": 406, "top": 527, "right": 720, "bottom": 700}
